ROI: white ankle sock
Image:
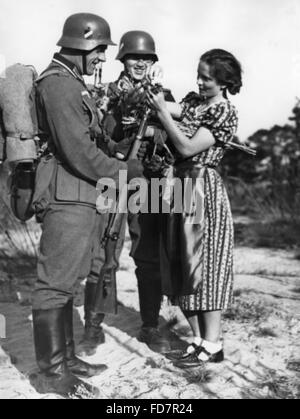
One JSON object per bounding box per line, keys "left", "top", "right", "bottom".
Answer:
{"left": 197, "top": 340, "right": 222, "bottom": 361}
{"left": 193, "top": 337, "right": 202, "bottom": 347}
{"left": 186, "top": 337, "right": 202, "bottom": 354}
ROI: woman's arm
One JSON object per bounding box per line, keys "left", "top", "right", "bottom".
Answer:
{"left": 166, "top": 102, "right": 183, "bottom": 119}
{"left": 147, "top": 91, "right": 215, "bottom": 158}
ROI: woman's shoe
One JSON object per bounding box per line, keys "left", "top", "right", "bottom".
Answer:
{"left": 165, "top": 343, "right": 200, "bottom": 361}
{"left": 174, "top": 346, "right": 224, "bottom": 369}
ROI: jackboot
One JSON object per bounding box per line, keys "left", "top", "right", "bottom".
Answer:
{"left": 30, "top": 307, "right": 99, "bottom": 399}
{"left": 64, "top": 300, "right": 107, "bottom": 377}
{"left": 77, "top": 282, "right": 105, "bottom": 357}
{"left": 136, "top": 265, "right": 171, "bottom": 354}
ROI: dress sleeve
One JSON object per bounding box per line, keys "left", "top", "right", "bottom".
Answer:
{"left": 201, "top": 102, "right": 238, "bottom": 145}
{"left": 179, "top": 91, "right": 202, "bottom": 119}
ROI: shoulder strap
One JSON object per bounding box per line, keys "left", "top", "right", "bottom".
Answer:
{"left": 35, "top": 69, "right": 67, "bottom": 84}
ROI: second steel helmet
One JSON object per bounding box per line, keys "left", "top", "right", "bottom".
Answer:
{"left": 116, "top": 31, "right": 158, "bottom": 62}
{"left": 57, "top": 13, "right": 116, "bottom": 51}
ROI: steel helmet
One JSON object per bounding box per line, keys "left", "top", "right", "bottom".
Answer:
{"left": 116, "top": 31, "right": 158, "bottom": 62}
{"left": 57, "top": 13, "right": 116, "bottom": 51}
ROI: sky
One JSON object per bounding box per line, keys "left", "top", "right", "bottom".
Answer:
{"left": 0, "top": 0, "right": 300, "bottom": 141}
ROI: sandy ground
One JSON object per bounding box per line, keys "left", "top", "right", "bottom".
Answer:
{"left": 0, "top": 238, "right": 299, "bottom": 399}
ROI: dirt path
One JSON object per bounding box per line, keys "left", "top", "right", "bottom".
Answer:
{"left": 0, "top": 244, "right": 299, "bottom": 399}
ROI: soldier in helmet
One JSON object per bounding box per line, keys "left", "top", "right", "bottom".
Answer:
{"left": 31, "top": 14, "right": 144, "bottom": 398}
{"left": 81, "top": 31, "right": 175, "bottom": 355}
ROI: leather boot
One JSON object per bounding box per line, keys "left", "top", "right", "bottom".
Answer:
{"left": 136, "top": 265, "right": 171, "bottom": 354}
{"left": 64, "top": 300, "right": 107, "bottom": 377}
{"left": 77, "top": 282, "right": 105, "bottom": 357}
{"left": 30, "top": 307, "right": 100, "bottom": 399}
{"left": 138, "top": 327, "right": 171, "bottom": 354}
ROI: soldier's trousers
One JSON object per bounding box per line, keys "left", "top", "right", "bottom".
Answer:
{"left": 33, "top": 204, "right": 107, "bottom": 311}
{"left": 129, "top": 212, "right": 162, "bottom": 328}
{"left": 87, "top": 211, "right": 163, "bottom": 329}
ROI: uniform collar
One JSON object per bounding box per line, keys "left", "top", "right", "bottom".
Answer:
{"left": 52, "top": 53, "right": 85, "bottom": 83}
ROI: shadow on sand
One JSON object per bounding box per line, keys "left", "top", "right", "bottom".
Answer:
{"left": 1, "top": 269, "right": 186, "bottom": 385}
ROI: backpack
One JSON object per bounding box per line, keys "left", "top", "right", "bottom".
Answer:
{"left": 0, "top": 64, "right": 60, "bottom": 221}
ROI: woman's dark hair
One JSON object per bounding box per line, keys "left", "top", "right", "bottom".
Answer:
{"left": 200, "top": 49, "right": 243, "bottom": 97}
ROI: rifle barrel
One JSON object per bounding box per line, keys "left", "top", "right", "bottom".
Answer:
{"left": 226, "top": 141, "right": 257, "bottom": 156}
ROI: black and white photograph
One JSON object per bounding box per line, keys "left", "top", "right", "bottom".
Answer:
{"left": 0, "top": 0, "right": 299, "bottom": 402}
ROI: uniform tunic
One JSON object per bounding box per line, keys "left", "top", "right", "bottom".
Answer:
{"left": 32, "top": 54, "right": 127, "bottom": 310}
{"left": 160, "top": 99, "right": 238, "bottom": 311}
{"left": 91, "top": 74, "right": 175, "bottom": 327}
{"left": 90, "top": 74, "right": 175, "bottom": 266}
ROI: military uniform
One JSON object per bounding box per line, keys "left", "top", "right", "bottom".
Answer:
{"left": 87, "top": 76, "right": 175, "bottom": 331}
{"left": 29, "top": 13, "right": 145, "bottom": 398}
{"left": 79, "top": 30, "right": 175, "bottom": 355}
{"left": 33, "top": 54, "right": 127, "bottom": 310}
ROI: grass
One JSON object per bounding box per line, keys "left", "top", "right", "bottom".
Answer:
{"left": 287, "top": 360, "right": 300, "bottom": 373}
{"left": 0, "top": 167, "right": 40, "bottom": 274}
{"left": 224, "top": 297, "right": 273, "bottom": 323}
{"left": 234, "top": 219, "right": 300, "bottom": 250}
{"left": 294, "top": 252, "right": 300, "bottom": 261}
{"left": 233, "top": 289, "right": 243, "bottom": 297}
{"left": 226, "top": 177, "right": 300, "bottom": 251}
{"left": 185, "top": 368, "right": 213, "bottom": 385}
{"left": 242, "top": 370, "right": 300, "bottom": 400}
{"left": 0, "top": 169, "right": 39, "bottom": 304}
{"left": 290, "top": 287, "right": 300, "bottom": 294}
{"left": 254, "top": 328, "right": 278, "bottom": 338}
{"left": 227, "top": 177, "right": 299, "bottom": 222}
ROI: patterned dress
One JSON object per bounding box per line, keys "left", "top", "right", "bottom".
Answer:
{"left": 160, "top": 99, "right": 238, "bottom": 311}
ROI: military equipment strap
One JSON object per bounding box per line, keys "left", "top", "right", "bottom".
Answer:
{"left": 6, "top": 132, "right": 36, "bottom": 140}
{"left": 35, "top": 69, "right": 68, "bottom": 84}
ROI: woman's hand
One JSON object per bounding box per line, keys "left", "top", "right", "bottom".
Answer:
{"left": 147, "top": 90, "right": 167, "bottom": 113}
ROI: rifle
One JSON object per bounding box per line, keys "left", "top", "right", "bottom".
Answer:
{"left": 225, "top": 141, "right": 257, "bottom": 156}
{"left": 181, "top": 92, "right": 257, "bottom": 157}
{"left": 90, "top": 107, "right": 151, "bottom": 316}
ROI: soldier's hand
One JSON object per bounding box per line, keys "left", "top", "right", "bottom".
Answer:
{"left": 144, "top": 126, "right": 155, "bottom": 138}
{"left": 115, "top": 138, "right": 151, "bottom": 162}
{"left": 127, "top": 159, "right": 145, "bottom": 181}
{"left": 137, "top": 141, "right": 149, "bottom": 161}
{"left": 114, "top": 137, "right": 135, "bottom": 160}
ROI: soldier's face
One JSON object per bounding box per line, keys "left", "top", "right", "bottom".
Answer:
{"left": 85, "top": 46, "right": 107, "bottom": 76}
{"left": 197, "top": 61, "right": 223, "bottom": 99}
{"left": 124, "top": 55, "right": 154, "bottom": 81}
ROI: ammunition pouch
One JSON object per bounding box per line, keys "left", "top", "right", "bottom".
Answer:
{"left": 54, "top": 162, "right": 97, "bottom": 206}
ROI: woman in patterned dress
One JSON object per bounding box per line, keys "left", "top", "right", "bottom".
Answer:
{"left": 147, "top": 49, "right": 242, "bottom": 368}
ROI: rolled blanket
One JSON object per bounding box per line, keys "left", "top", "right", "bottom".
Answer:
{"left": 0, "top": 64, "right": 38, "bottom": 162}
